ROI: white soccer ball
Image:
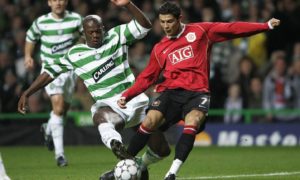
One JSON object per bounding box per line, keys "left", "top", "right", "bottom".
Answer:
{"left": 114, "top": 159, "right": 141, "bottom": 180}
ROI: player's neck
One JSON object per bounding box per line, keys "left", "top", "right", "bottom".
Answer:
{"left": 51, "top": 11, "right": 65, "bottom": 20}
{"left": 167, "top": 23, "right": 185, "bottom": 39}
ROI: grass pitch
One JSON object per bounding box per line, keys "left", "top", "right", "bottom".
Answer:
{"left": 1, "top": 146, "right": 300, "bottom": 180}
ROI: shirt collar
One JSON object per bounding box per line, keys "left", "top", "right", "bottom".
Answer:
{"left": 167, "top": 23, "right": 186, "bottom": 39}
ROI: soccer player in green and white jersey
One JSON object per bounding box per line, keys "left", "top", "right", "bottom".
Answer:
{"left": 24, "top": 0, "right": 83, "bottom": 167}
{"left": 19, "top": 0, "right": 171, "bottom": 179}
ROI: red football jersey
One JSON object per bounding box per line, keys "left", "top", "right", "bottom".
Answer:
{"left": 123, "top": 22, "right": 269, "bottom": 101}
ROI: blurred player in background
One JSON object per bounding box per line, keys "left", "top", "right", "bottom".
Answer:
{"left": 117, "top": 2, "right": 280, "bottom": 179}
{"left": 19, "top": 0, "right": 170, "bottom": 179}
{"left": 24, "top": 0, "right": 83, "bottom": 167}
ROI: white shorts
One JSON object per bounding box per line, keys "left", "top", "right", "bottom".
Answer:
{"left": 44, "top": 71, "right": 76, "bottom": 103}
{"left": 91, "top": 93, "right": 149, "bottom": 128}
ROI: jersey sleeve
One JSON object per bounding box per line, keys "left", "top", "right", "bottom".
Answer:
{"left": 118, "top": 20, "right": 151, "bottom": 46}
{"left": 122, "top": 48, "right": 162, "bottom": 101}
{"left": 199, "top": 22, "right": 270, "bottom": 43}
{"left": 26, "top": 20, "right": 41, "bottom": 43}
{"left": 42, "top": 53, "right": 74, "bottom": 78}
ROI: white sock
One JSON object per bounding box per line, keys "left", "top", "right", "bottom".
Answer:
{"left": 165, "top": 159, "right": 183, "bottom": 177}
{"left": 48, "top": 111, "right": 64, "bottom": 159}
{"left": 0, "top": 153, "right": 10, "bottom": 180}
{"left": 98, "top": 123, "right": 122, "bottom": 149}
{"left": 141, "top": 147, "right": 163, "bottom": 170}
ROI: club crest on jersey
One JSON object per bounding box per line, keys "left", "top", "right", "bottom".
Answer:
{"left": 57, "top": 29, "right": 63, "bottom": 35}
{"left": 168, "top": 45, "right": 194, "bottom": 65}
{"left": 185, "top": 32, "right": 196, "bottom": 42}
{"left": 152, "top": 100, "right": 161, "bottom": 107}
{"left": 92, "top": 58, "right": 116, "bottom": 82}
{"left": 95, "top": 54, "right": 101, "bottom": 60}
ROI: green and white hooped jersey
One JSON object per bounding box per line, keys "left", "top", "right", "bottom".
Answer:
{"left": 26, "top": 11, "right": 83, "bottom": 62}
{"left": 43, "top": 20, "right": 150, "bottom": 101}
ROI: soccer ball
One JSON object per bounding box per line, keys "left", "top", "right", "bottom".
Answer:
{"left": 114, "top": 159, "right": 141, "bottom": 180}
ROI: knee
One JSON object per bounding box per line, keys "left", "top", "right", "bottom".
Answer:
{"left": 185, "top": 110, "right": 206, "bottom": 128}
{"left": 142, "top": 116, "right": 161, "bottom": 130}
{"left": 159, "top": 144, "right": 171, "bottom": 158}
{"left": 52, "top": 107, "right": 65, "bottom": 116}
{"left": 149, "top": 141, "right": 171, "bottom": 158}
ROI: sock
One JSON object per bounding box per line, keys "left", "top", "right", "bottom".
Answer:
{"left": 175, "top": 125, "right": 197, "bottom": 162}
{"left": 98, "top": 122, "right": 122, "bottom": 149}
{"left": 127, "top": 124, "right": 152, "bottom": 156}
{"left": 166, "top": 125, "right": 197, "bottom": 176}
{"left": 165, "top": 159, "right": 182, "bottom": 177}
{"left": 0, "top": 153, "right": 10, "bottom": 180}
{"left": 48, "top": 111, "right": 64, "bottom": 159}
{"left": 140, "top": 147, "right": 163, "bottom": 170}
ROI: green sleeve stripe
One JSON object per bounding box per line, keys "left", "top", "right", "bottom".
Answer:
{"left": 59, "top": 60, "right": 69, "bottom": 72}
{"left": 133, "top": 20, "right": 141, "bottom": 34}
{"left": 94, "top": 82, "right": 133, "bottom": 100}
{"left": 28, "top": 27, "right": 40, "bottom": 40}
{"left": 124, "top": 24, "right": 135, "bottom": 44}
{"left": 87, "top": 67, "right": 132, "bottom": 91}
{"left": 26, "top": 35, "right": 35, "bottom": 42}
{"left": 43, "top": 61, "right": 59, "bottom": 77}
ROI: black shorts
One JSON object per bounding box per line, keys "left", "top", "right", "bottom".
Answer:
{"left": 148, "top": 89, "right": 210, "bottom": 133}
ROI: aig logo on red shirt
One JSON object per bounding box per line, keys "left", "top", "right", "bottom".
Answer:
{"left": 168, "top": 45, "right": 194, "bottom": 64}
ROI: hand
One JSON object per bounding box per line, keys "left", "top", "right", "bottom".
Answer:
{"left": 268, "top": 18, "right": 280, "bottom": 28}
{"left": 110, "top": 0, "right": 130, "bottom": 7}
{"left": 24, "top": 56, "right": 35, "bottom": 70}
{"left": 18, "top": 93, "right": 29, "bottom": 114}
{"left": 117, "top": 97, "right": 127, "bottom": 109}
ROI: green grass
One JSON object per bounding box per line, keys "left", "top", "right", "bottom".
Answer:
{"left": 1, "top": 146, "right": 300, "bottom": 180}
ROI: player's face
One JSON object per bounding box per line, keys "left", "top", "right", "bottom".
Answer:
{"left": 84, "top": 20, "right": 104, "bottom": 48}
{"left": 159, "top": 14, "right": 181, "bottom": 37}
{"left": 48, "top": 0, "right": 68, "bottom": 16}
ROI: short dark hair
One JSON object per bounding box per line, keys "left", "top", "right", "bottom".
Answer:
{"left": 158, "top": 1, "right": 181, "bottom": 19}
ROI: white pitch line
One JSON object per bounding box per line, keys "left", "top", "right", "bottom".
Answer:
{"left": 177, "top": 171, "right": 300, "bottom": 179}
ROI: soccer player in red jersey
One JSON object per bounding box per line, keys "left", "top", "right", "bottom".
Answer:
{"left": 118, "top": 2, "right": 280, "bottom": 179}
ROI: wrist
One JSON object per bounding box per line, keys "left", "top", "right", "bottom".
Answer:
{"left": 124, "top": 1, "right": 132, "bottom": 8}
{"left": 22, "top": 91, "right": 30, "bottom": 98}
{"left": 267, "top": 21, "right": 274, "bottom": 29}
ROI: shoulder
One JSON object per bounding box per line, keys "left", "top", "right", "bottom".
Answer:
{"left": 66, "top": 11, "right": 82, "bottom": 19}
{"left": 34, "top": 13, "right": 51, "bottom": 24}
{"left": 68, "top": 44, "right": 89, "bottom": 55}
{"left": 186, "top": 22, "right": 212, "bottom": 31}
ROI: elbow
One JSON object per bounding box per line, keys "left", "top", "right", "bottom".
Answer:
{"left": 142, "top": 20, "right": 152, "bottom": 29}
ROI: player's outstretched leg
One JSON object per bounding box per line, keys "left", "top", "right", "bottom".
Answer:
{"left": 99, "top": 170, "right": 114, "bottom": 180}
{"left": 164, "top": 173, "right": 176, "bottom": 180}
{"left": 56, "top": 156, "right": 68, "bottom": 167}
{"left": 40, "top": 123, "right": 54, "bottom": 151}
{"left": 0, "top": 153, "right": 11, "bottom": 180}
{"left": 110, "top": 139, "right": 133, "bottom": 160}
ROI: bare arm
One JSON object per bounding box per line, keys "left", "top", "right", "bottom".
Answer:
{"left": 18, "top": 72, "right": 54, "bottom": 114}
{"left": 24, "top": 41, "right": 36, "bottom": 70}
{"left": 111, "top": 0, "right": 151, "bottom": 29}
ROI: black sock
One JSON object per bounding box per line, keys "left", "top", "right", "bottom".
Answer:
{"left": 175, "top": 133, "right": 196, "bottom": 162}
{"left": 127, "top": 124, "right": 152, "bottom": 156}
